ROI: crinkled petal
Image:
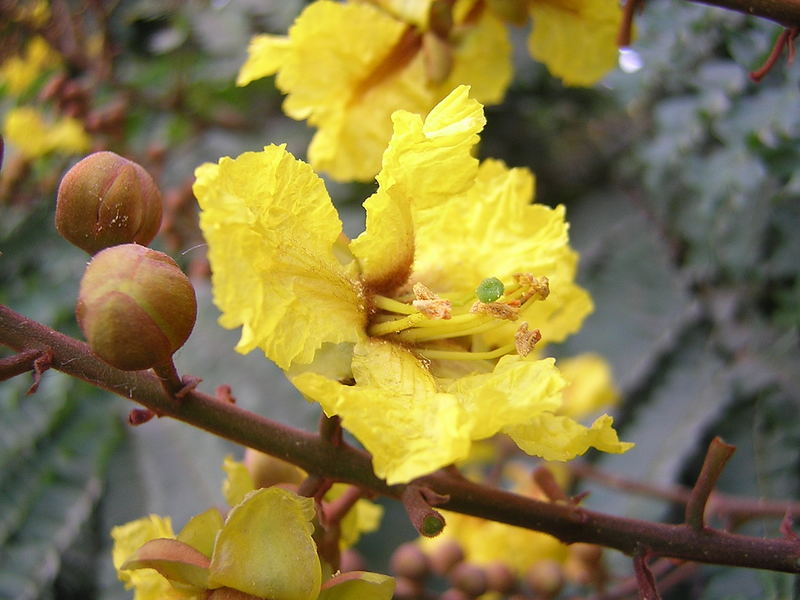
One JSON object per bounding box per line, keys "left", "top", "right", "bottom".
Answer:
{"left": 293, "top": 339, "right": 473, "bottom": 484}
{"left": 236, "top": 34, "right": 291, "bottom": 86}
{"left": 350, "top": 85, "right": 484, "bottom": 289}
{"left": 528, "top": 0, "right": 622, "bottom": 86}
{"left": 194, "top": 144, "right": 366, "bottom": 369}
{"left": 505, "top": 413, "right": 633, "bottom": 461}
{"left": 445, "top": 356, "right": 565, "bottom": 440}
{"left": 209, "top": 488, "right": 321, "bottom": 600}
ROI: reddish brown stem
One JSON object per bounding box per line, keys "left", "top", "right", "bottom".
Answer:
{"left": 0, "top": 348, "right": 42, "bottom": 382}
{"left": 618, "top": 0, "right": 645, "bottom": 46}
{"left": 2, "top": 304, "right": 800, "bottom": 573}
{"left": 633, "top": 550, "right": 661, "bottom": 600}
{"left": 402, "top": 485, "right": 448, "bottom": 538}
{"left": 685, "top": 437, "right": 736, "bottom": 530}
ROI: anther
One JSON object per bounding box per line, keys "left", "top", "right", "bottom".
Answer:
{"left": 514, "top": 322, "right": 541, "bottom": 357}
{"left": 470, "top": 301, "right": 519, "bottom": 321}
{"left": 412, "top": 282, "right": 452, "bottom": 320}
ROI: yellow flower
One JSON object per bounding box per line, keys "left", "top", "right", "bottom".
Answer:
{"left": 237, "top": 0, "right": 511, "bottom": 181}
{"left": 195, "top": 85, "right": 631, "bottom": 485}
{"left": 557, "top": 352, "right": 619, "bottom": 419}
{"left": 114, "top": 489, "right": 394, "bottom": 600}
{"left": 3, "top": 106, "right": 90, "bottom": 159}
{"left": 0, "top": 36, "right": 60, "bottom": 96}
{"left": 221, "top": 453, "right": 384, "bottom": 550}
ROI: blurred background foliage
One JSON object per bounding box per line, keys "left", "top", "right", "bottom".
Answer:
{"left": 0, "top": 1, "right": 798, "bottom": 598}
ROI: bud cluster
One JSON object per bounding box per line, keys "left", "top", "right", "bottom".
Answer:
{"left": 389, "top": 537, "right": 606, "bottom": 599}
{"left": 57, "top": 151, "right": 197, "bottom": 372}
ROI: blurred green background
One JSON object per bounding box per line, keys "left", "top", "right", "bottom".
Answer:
{"left": 1, "top": 1, "right": 798, "bottom": 598}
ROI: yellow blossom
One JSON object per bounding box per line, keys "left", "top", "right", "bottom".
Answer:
{"left": 236, "top": 0, "right": 511, "bottom": 181}
{"left": 221, "top": 453, "right": 383, "bottom": 550}
{"left": 557, "top": 352, "right": 619, "bottom": 418}
{"left": 113, "top": 489, "right": 394, "bottom": 600}
{"left": 195, "top": 85, "right": 631, "bottom": 485}
{"left": 3, "top": 106, "right": 90, "bottom": 159}
{"left": 0, "top": 36, "right": 60, "bottom": 96}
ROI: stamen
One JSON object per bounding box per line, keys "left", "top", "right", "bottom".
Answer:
{"left": 416, "top": 343, "right": 517, "bottom": 361}
{"left": 368, "top": 312, "right": 427, "bottom": 336}
{"left": 514, "top": 322, "right": 541, "bottom": 357}
{"left": 514, "top": 273, "right": 550, "bottom": 303}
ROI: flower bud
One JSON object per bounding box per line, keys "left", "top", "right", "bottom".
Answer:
{"left": 77, "top": 244, "right": 196, "bottom": 371}
{"left": 244, "top": 448, "right": 305, "bottom": 488}
{"left": 390, "top": 542, "right": 430, "bottom": 580}
{"left": 56, "top": 151, "right": 162, "bottom": 254}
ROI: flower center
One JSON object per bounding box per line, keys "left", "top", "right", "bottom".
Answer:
{"left": 367, "top": 274, "right": 550, "bottom": 361}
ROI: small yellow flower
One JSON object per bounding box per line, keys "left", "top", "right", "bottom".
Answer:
{"left": 3, "top": 106, "right": 90, "bottom": 159}
{"left": 195, "top": 86, "right": 631, "bottom": 485}
{"left": 0, "top": 36, "right": 60, "bottom": 96}
{"left": 237, "top": 0, "right": 511, "bottom": 181}
{"left": 113, "top": 489, "right": 394, "bottom": 600}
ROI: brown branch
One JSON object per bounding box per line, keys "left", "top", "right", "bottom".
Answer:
{"left": 686, "top": 0, "right": 800, "bottom": 27}
{"left": 2, "top": 303, "right": 800, "bottom": 573}
{"left": 685, "top": 437, "right": 736, "bottom": 530}
{"left": 0, "top": 348, "right": 42, "bottom": 382}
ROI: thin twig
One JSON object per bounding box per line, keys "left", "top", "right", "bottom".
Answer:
{"left": 685, "top": 437, "right": 736, "bottom": 530}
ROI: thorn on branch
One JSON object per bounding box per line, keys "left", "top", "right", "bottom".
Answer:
{"left": 750, "top": 27, "right": 799, "bottom": 83}
{"left": 402, "top": 484, "right": 449, "bottom": 537}
{"left": 176, "top": 374, "right": 201, "bottom": 399}
{"left": 128, "top": 408, "right": 156, "bottom": 425}
{"left": 685, "top": 437, "right": 736, "bottom": 530}
{"left": 215, "top": 384, "right": 236, "bottom": 403}
{"left": 533, "top": 465, "right": 568, "bottom": 502}
{"left": 780, "top": 511, "right": 798, "bottom": 540}
{"left": 633, "top": 549, "right": 662, "bottom": 600}
{"left": 28, "top": 349, "right": 53, "bottom": 394}
{"left": 617, "top": 0, "right": 645, "bottom": 47}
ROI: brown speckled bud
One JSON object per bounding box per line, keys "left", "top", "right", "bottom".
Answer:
{"left": 56, "top": 151, "right": 162, "bottom": 254}
{"left": 77, "top": 244, "right": 196, "bottom": 371}
{"left": 390, "top": 542, "right": 430, "bottom": 580}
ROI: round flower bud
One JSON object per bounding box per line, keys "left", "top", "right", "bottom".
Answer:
{"left": 449, "top": 562, "right": 488, "bottom": 597}
{"left": 390, "top": 542, "right": 430, "bottom": 580}
{"left": 77, "top": 244, "right": 196, "bottom": 371}
{"left": 56, "top": 151, "right": 162, "bottom": 254}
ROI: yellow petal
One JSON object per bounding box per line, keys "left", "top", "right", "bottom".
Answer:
{"left": 318, "top": 571, "right": 396, "bottom": 600}
{"left": 445, "top": 355, "right": 565, "bottom": 440}
{"left": 194, "top": 145, "right": 366, "bottom": 369}
{"left": 557, "top": 353, "right": 619, "bottom": 418}
{"left": 528, "top": 0, "right": 622, "bottom": 86}
{"left": 178, "top": 508, "right": 225, "bottom": 559}
{"left": 505, "top": 413, "right": 633, "bottom": 461}
{"left": 293, "top": 339, "right": 473, "bottom": 484}
{"left": 111, "top": 515, "right": 176, "bottom": 599}
{"left": 438, "top": 10, "right": 511, "bottom": 105}
{"left": 221, "top": 455, "right": 256, "bottom": 508}
{"left": 209, "top": 488, "right": 321, "bottom": 600}
{"left": 369, "top": 0, "right": 434, "bottom": 28}
{"left": 236, "top": 34, "right": 291, "bottom": 87}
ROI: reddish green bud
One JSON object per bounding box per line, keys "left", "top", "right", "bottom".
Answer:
{"left": 77, "top": 244, "right": 196, "bottom": 371}
{"left": 56, "top": 151, "right": 162, "bottom": 254}
{"left": 449, "top": 562, "right": 488, "bottom": 597}
{"left": 390, "top": 543, "right": 430, "bottom": 580}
